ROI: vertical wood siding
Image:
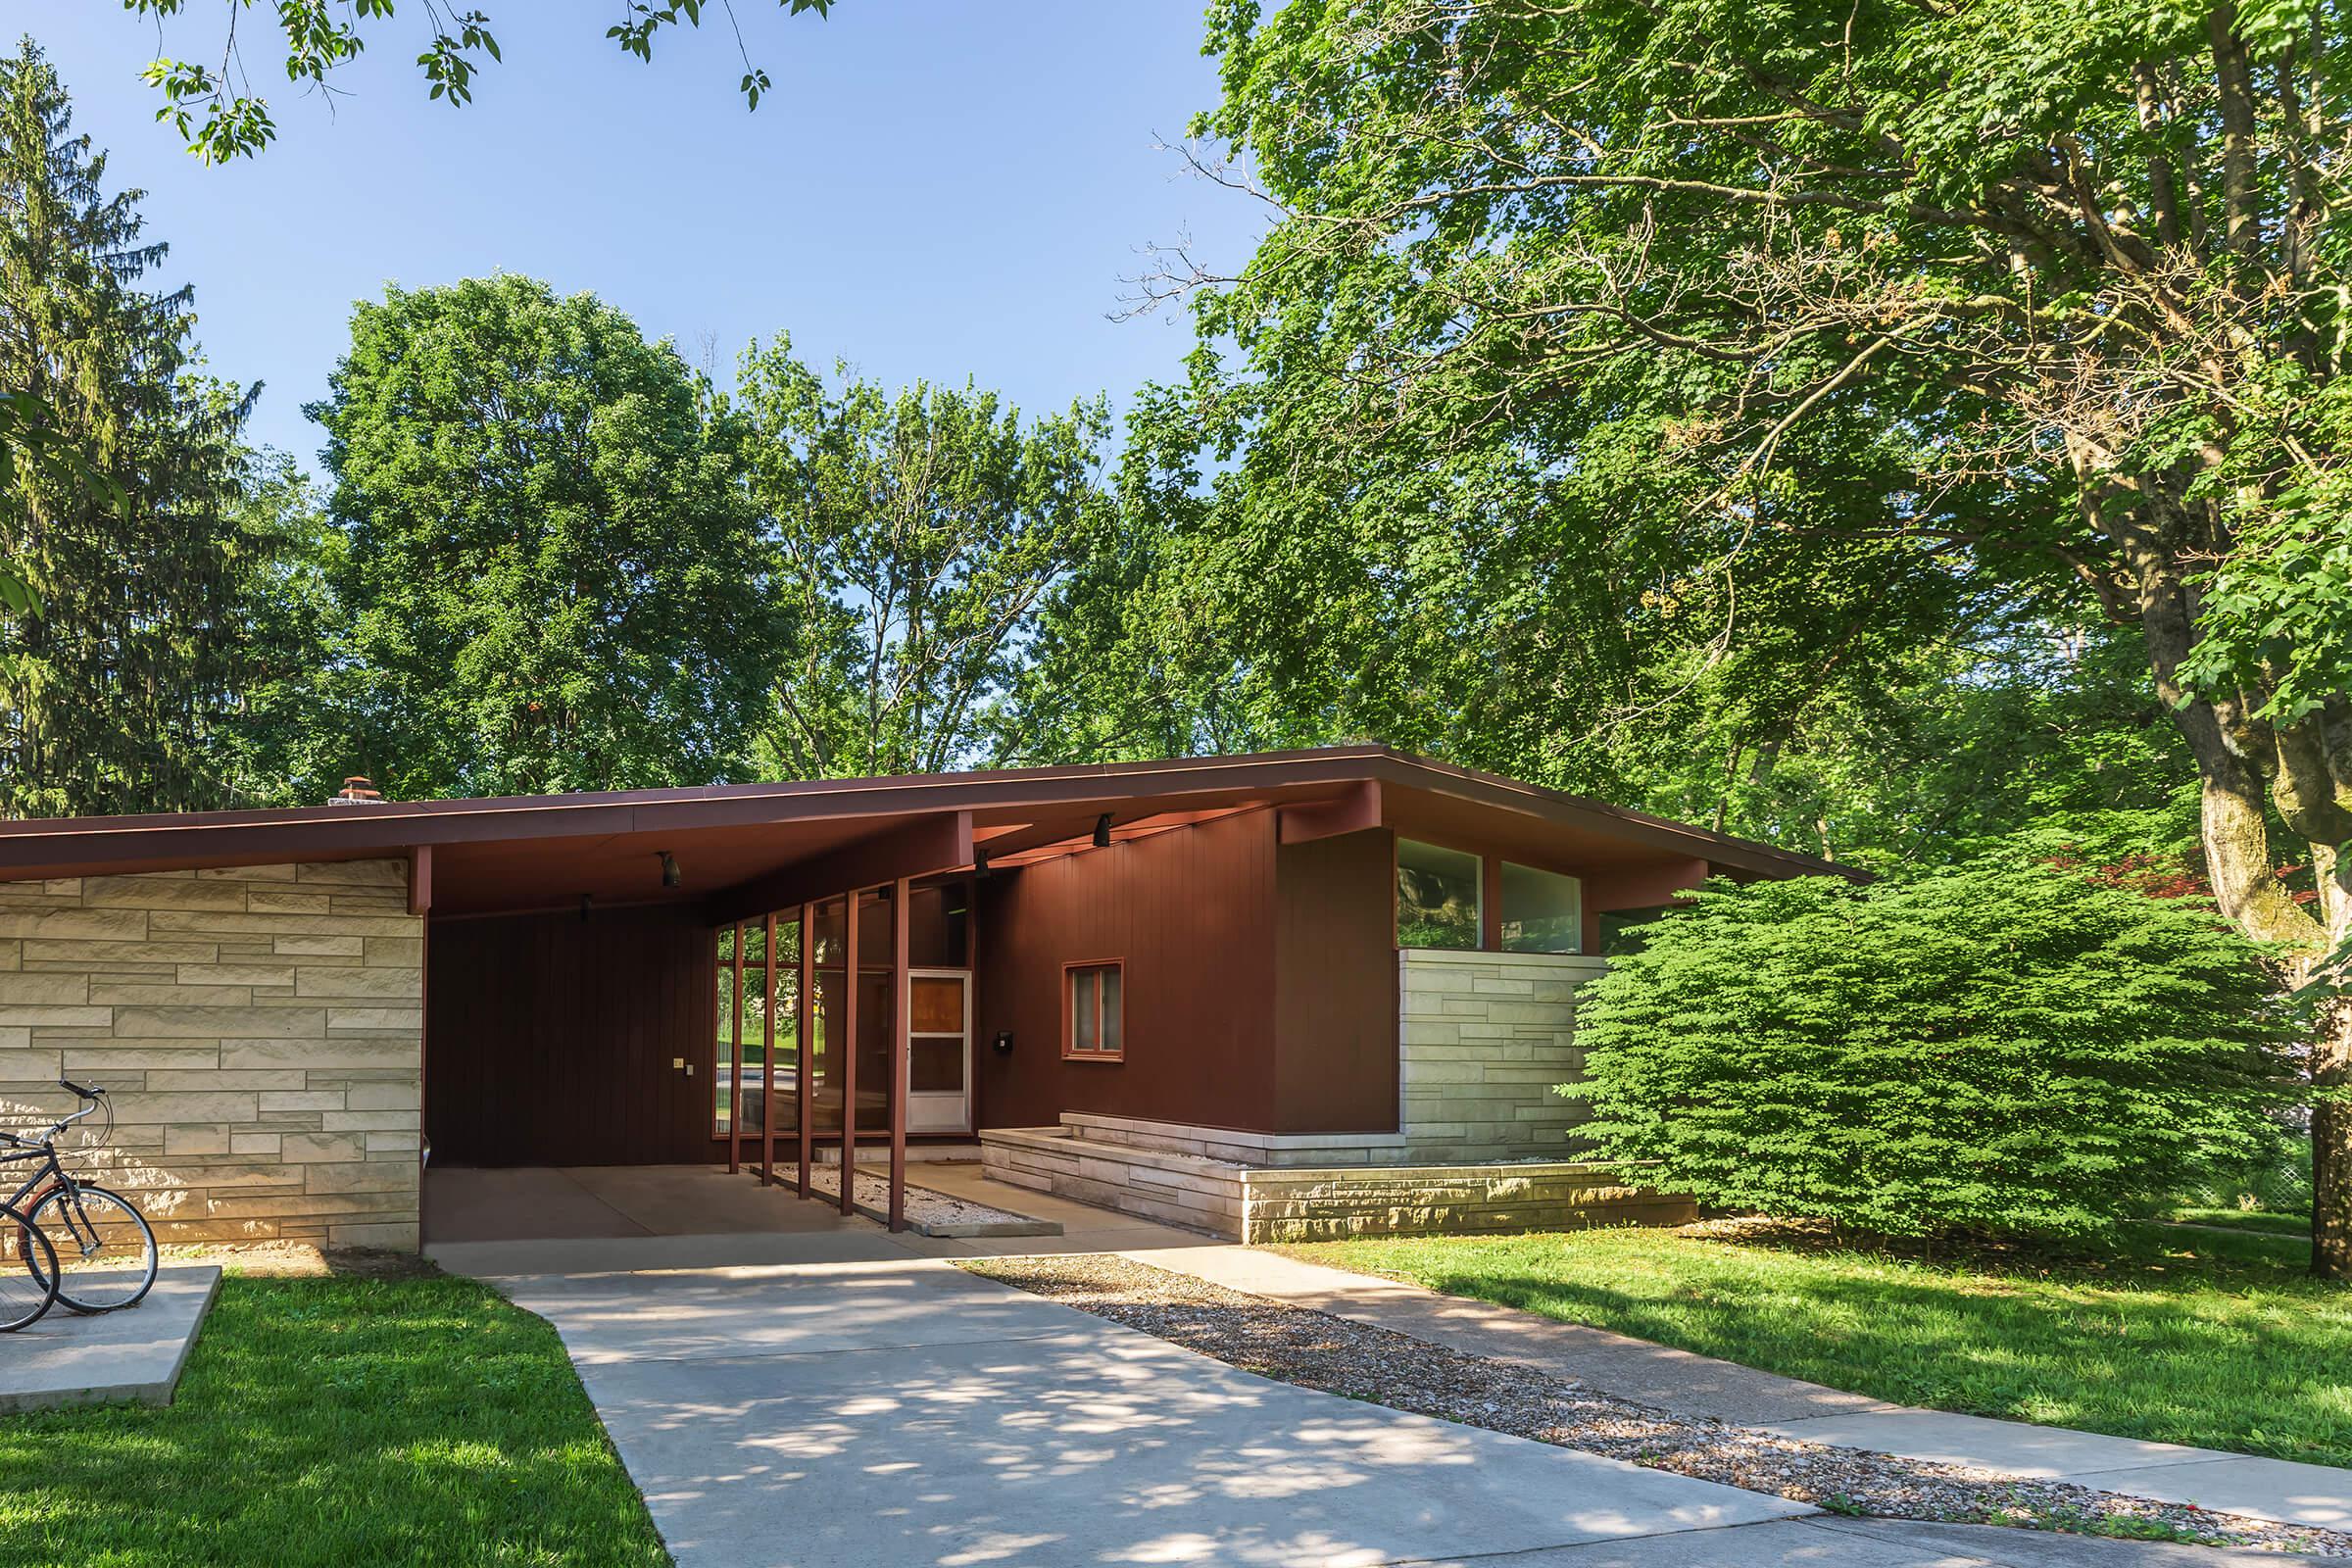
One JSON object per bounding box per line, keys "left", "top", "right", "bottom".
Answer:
{"left": 974, "top": 808, "right": 1279, "bottom": 1132}
{"left": 1272, "top": 827, "right": 1400, "bottom": 1132}
{"left": 423, "top": 904, "right": 715, "bottom": 1166}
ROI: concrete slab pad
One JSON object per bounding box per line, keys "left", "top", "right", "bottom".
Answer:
{"left": 425, "top": 1228, "right": 909, "bottom": 1278}
{"left": 422, "top": 1165, "right": 650, "bottom": 1243}
{"left": 1801, "top": 1515, "right": 2345, "bottom": 1568}
{"left": 2055, "top": 1457, "right": 2352, "bottom": 1533}
{"left": 492, "top": 1257, "right": 1095, "bottom": 1364}
{"left": 1760, "top": 1412, "right": 2352, "bottom": 1532}
{"left": 577, "top": 1325, "right": 1811, "bottom": 1568}
{"left": 0, "top": 1266, "right": 220, "bottom": 1413}
{"left": 1760, "top": 1411, "right": 2209, "bottom": 1480}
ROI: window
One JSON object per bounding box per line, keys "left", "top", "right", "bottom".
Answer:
{"left": 1396, "top": 839, "right": 1482, "bottom": 950}
{"left": 1064, "top": 961, "right": 1123, "bottom": 1060}
{"left": 1599, "top": 904, "right": 1677, "bottom": 956}
{"left": 1500, "top": 861, "right": 1583, "bottom": 954}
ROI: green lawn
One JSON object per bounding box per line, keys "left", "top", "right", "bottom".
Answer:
{"left": 1283, "top": 1223, "right": 2352, "bottom": 1469}
{"left": 0, "top": 1273, "right": 667, "bottom": 1568}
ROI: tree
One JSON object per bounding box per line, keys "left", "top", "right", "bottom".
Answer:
{"left": 729, "top": 337, "right": 1117, "bottom": 777}
{"left": 124, "top": 0, "right": 835, "bottom": 163}
{"left": 1567, "top": 858, "right": 2299, "bottom": 1242}
{"left": 314, "top": 276, "right": 785, "bottom": 798}
{"left": 1169, "top": 0, "right": 2352, "bottom": 1274}
{"left": 0, "top": 40, "right": 264, "bottom": 816}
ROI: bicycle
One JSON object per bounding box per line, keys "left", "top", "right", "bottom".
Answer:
{"left": 1, "top": 1079, "right": 159, "bottom": 1314}
{"left": 0, "top": 1195, "right": 58, "bottom": 1331}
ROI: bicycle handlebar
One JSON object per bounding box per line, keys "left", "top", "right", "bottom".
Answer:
{"left": 59, "top": 1078, "right": 101, "bottom": 1101}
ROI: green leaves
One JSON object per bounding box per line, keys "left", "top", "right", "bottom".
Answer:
{"left": 313, "top": 276, "right": 786, "bottom": 798}
{"left": 1569, "top": 856, "right": 2302, "bottom": 1239}
{"left": 727, "top": 335, "right": 1117, "bottom": 777}
{"left": 128, "top": 0, "right": 834, "bottom": 160}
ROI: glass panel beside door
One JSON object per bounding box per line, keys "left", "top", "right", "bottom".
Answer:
{"left": 906, "top": 968, "right": 971, "bottom": 1135}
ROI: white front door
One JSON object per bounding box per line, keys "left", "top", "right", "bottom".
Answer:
{"left": 906, "top": 968, "right": 972, "bottom": 1135}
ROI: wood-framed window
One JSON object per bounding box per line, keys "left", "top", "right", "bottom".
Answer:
{"left": 1063, "top": 960, "right": 1123, "bottom": 1061}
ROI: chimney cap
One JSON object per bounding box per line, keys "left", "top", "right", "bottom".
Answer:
{"left": 330, "top": 775, "right": 386, "bottom": 807}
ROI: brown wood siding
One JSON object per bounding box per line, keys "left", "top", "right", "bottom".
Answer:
{"left": 424, "top": 904, "right": 715, "bottom": 1166}
{"left": 1272, "top": 827, "right": 1400, "bottom": 1132}
{"left": 975, "top": 807, "right": 1278, "bottom": 1132}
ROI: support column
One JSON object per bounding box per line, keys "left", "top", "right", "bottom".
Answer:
{"left": 726, "top": 920, "right": 743, "bottom": 1176}
{"left": 839, "top": 888, "right": 858, "bottom": 1216}
{"left": 760, "top": 909, "right": 777, "bottom": 1186}
{"left": 797, "top": 900, "right": 813, "bottom": 1200}
{"left": 889, "top": 875, "right": 909, "bottom": 1233}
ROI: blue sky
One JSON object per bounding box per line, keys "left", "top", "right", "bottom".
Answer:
{"left": 24, "top": 3, "right": 1265, "bottom": 467}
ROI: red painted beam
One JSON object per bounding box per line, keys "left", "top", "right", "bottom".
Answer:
{"left": 1277, "top": 782, "right": 1382, "bottom": 845}
{"left": 702, "top": 811, "right": 971, "bottom": 928}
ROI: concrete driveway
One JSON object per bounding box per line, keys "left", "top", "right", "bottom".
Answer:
{"left": 482, "top": 1248, "right": 1812, "bottom": 1567}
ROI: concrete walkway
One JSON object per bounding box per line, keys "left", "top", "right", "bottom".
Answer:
{"left": 476, "top": 1251, "right": 1811, "bottom": 1567}
{"left": 420, "top": 1165, "right": 2352, "bottom": 1556}
{"left": 1138, "top": 1245, "right": 2352, "bottom": 1534}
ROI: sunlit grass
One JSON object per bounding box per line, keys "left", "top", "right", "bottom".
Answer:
{"left": 1283, "top": 1223, "right": 2352, "bottom": 1468}
{"left": 0, "top": 1274, "right": 667, "bottom": 1567}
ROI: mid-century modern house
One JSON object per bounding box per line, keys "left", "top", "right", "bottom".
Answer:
{"left": 0, "top": 746, "right": 1844, "bottom": 1250}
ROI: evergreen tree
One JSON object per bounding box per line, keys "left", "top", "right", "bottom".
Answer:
{"left": 0, "top": 39, "right": 258, "bottom": 816}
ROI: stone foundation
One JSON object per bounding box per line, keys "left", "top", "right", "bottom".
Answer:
{"left": 0, "top": 859, "right": 423, "bottom": 1250}
{"left": 979, "top": 1114, "right": 1689, "bottom": 1243}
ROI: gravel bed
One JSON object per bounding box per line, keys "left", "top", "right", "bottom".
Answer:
{"left": 958, "top": 1253, "right": 2349, "bottom": 1558}
{"left": 805, "top": 1166, "right": 1035, "bottom": 1230}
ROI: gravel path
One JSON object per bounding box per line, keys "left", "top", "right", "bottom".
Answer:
{"left": 957, "top": 1253, "right": 2351, "bottom": 1558}
{"left": 804, "top": 1166, "right": 1033, "bottom": 1229}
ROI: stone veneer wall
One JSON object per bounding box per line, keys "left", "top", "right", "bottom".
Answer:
{"left": 979, "top": 1121, "right": 1691, "bottom": 1242}
{"left": 0, "top": 859, "right": 423, "bottom": 1250}
{"left": 1396, "top": 949, "right": 1608, "bottom": 1161}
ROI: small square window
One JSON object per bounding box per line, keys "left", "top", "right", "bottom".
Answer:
{"left": 1064, "top": 961, "right": 1123, "bottom": 1061}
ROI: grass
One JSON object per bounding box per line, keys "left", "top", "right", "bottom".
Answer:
{"left": 1281, "top": 1221, "right": 2352, "bottom": 1469}
{"left": 0, "top": 1272, "right": 667, "bottom": 1568}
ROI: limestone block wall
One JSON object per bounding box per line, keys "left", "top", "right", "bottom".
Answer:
{"left": 1397, "top": 949, "right": 1608, "bottom": 1161}
{"left": 1241, "top": 1161, "right": 1694, "bottom": 1244}
{"left": 0, "top": 859, "right": 423, "bottom": 1250}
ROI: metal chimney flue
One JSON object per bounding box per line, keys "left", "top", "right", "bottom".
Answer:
{"left": 329, "top": 775, "right": 386, "bottom": 807}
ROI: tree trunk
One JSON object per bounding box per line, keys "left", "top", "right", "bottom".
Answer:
{"left": 2121, "top": 522, "right": 2348, "bottom": 1277}
{"left": 2317, "top": 999, "right": 2352, "bottom": 1278}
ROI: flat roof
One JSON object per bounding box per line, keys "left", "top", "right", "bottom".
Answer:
{"left": 0, "top": 745, "right": 1853, "bottom": 915}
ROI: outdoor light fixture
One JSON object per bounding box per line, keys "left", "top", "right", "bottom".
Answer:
{"left": 974, "top": 847, "right": 992, "bottom": 879}
{"left": 579, "top": 893, "right": 593, "bottom": 923}
{"left": 659, "top": 851, "right": 681, "bottom": 889}
{"left": 1092, "top": 812, "right": 1113, "bottom": 849}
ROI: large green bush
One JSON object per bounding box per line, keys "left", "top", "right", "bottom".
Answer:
{"left": 1566, "top": 858, "right": 2300, "bottom": 1239}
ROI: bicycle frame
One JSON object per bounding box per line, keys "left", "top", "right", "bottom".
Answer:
{"left": 0, "top": 1090, "right": 103, "bottom": 1256}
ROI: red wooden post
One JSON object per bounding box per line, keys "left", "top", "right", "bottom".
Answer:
{"left": 798, "top": 900, "right": 813, "bottom": 1200}
{"left": 889, "top": 875, "right": 909, "bottom": 1233}
{"left": 760, "top": 909, "right": 777, "bottom": 1186}
{"left": 726, "top": 920, "right": 743, "bottom": 1176}
{"left": 839, "top": 888, "right": 858, "bottom": 1215}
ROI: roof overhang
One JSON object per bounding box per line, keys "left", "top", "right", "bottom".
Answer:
{"left": 0, "top": 746, "right": 1858, "bottom": 917}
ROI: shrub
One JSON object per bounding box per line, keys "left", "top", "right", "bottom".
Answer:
{"left": 1564, "top": 855, "right": 2301, "bottom": 1239}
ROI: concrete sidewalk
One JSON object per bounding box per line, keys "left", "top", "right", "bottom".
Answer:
{"left": 1136, "top": 1245, "right": 2352, "bottom": 1534}
{"left": 476, "top": 1253, "right": 1813, "bottom": 1567}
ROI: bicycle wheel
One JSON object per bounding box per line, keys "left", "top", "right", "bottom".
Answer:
{"left": 27, "top": 1185, "right": 158, "bottom": 1312}
{"left": 0, "top": 1208, "right": 60, "bottom": 1331}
